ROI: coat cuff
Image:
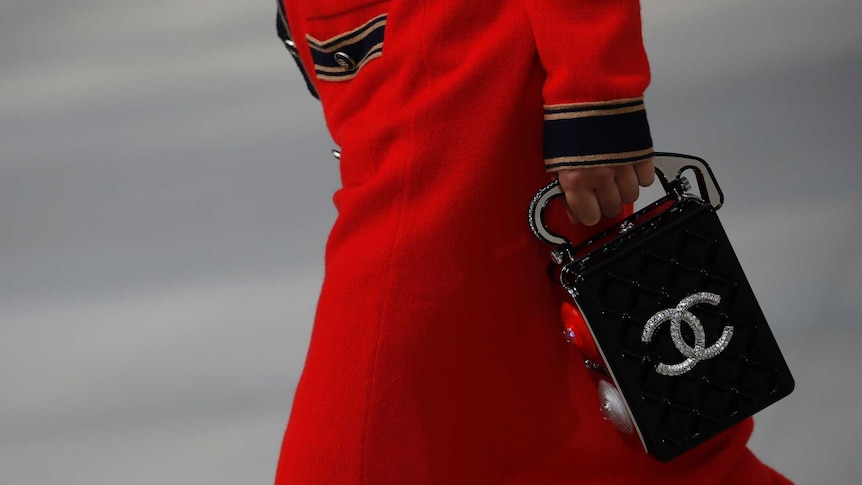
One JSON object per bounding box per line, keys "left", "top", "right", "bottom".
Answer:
{"left": 543, "top": 97, "right": 653, "bottom": 172}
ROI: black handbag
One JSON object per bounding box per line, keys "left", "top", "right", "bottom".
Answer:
{"left": 528, "top": 153, "right": 794, "bottom": 462}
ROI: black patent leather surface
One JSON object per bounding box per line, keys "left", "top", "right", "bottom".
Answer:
{"left": 566, "top": 199, "right": 794, "bottom": 462}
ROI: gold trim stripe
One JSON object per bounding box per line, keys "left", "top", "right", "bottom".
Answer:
{"left": 544, "top": 104, "right": 645, "bottom": 121}
{"left": 543, "top": 96, "right": 644, "bottom": 111}
{"left": 545, "top": 148, "right": 655, "bottom": 166}
{"left": 306, "top": 15, "right": 387, "bottom": 53}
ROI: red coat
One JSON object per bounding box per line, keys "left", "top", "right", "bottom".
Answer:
{"left": 276, "top": 1, "right": 791, "bottom": 483}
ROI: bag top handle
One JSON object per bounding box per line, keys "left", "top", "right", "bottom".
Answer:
{"left": 529, "top": 152, "right": 725, "bottom": 247}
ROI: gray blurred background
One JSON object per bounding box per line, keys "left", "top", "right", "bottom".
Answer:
{"left": 1, "top": 0, "right": 860, "bottom": 483}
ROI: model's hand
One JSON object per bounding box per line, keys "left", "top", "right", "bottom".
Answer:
{"left": 557, "top": 159, "right": 655, "bottom": 226}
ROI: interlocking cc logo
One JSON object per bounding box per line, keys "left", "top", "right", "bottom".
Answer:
{"left": 641, "top": 292, "right": 734, "bottom": 376}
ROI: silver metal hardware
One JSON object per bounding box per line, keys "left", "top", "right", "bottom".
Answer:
{"left": 642, "top": 292, "right": 734, "bottom": 376}
{"left": 619, "top": 221, "right": 634, "bottom": 235}
{"left": 550, "top": 249, "right": 568, "bottom": 265}
{"left": 283, "top": 39, "right": 300, "bottom": 58}
{"left": 652, "top": 153, "right": 724, "bottom": 210}
{"left": 527, "top": 180, "right": 567, "bottom": 246}
{"left": 679, "top": 175, "right": 692, "bottom": 193}
{"left": 331, "top": 149, "right": 341, "bottom": 160}
{"left": 334, "top": 52, "right": 356, "bottom": 71}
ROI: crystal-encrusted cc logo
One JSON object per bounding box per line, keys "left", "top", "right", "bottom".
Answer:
{"left": 642, "top": 292, "right": 734, "bottom": 376}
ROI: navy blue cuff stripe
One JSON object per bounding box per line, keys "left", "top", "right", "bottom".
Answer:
{"left": 543, "top": 107, "right": 653, "bottom": 168}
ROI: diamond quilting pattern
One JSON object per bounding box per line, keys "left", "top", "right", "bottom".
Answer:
{"left": 570, "top": 201, "right": 794, "bottom": 461}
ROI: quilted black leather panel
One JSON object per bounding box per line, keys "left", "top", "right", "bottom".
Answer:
{"left": 567, "top": 199, "right": 794, "bottom": 462}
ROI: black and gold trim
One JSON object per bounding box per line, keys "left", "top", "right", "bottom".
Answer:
{"left": 543, "top": 97, "right": 653, "bottom": 171}
{"left": 306, "top": 14, "right": 386, "bottom": 82}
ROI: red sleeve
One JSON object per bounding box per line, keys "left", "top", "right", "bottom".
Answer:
{"left": 525, "top": 0, "right": 654, "bottom": 172}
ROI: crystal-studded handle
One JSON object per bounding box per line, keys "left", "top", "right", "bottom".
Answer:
{"left": 528, "top": 179, "right": 567, "bottom": 246}
{"left": 528, "top": 152, "right": 724, "bottom": 246}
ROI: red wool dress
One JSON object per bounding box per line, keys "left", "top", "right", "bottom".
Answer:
{"left": 276, "top": 1, "right": 791, "bottom": 483}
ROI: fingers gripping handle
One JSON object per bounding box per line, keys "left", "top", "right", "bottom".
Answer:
{"left": 528, "top": 152, "right": 724, "bottom": 246}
